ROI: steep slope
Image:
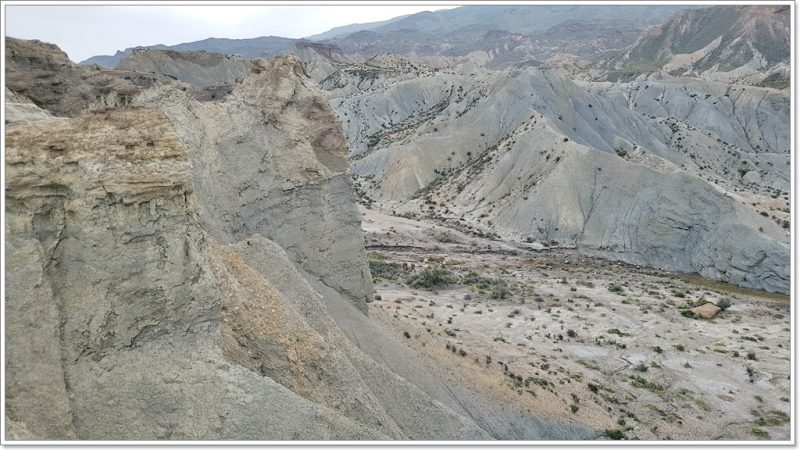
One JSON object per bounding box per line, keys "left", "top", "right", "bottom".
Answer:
{"left": 332, "top": 61, "right": 788, "bottom": 197}
{"left": 4, "top": 88, "right": 53, "bottom": 123}
{"left": 322, "top": 5, "right": 693, "bottom": 66}
{"left": 290, "top": 41, "right": 354, "bottom": 82}
{"left": 79, "top": 44, "right": 169, "bottom": 68}
{"left": 132, "top": 56, "right": 374, "bottom": 312}
{"left": 608, "top": 5, "right": 790, "bottom": 86}
{"left": 412, "top": 121, "right": 789, "bottom": 294}
{"left": 113, "top": 42, "right": 352, "bottom": 89}
{"left": 4, "top": 108, "right": 386, "bottom": 440}
{"left": 326, "top": 59, "right": 788, "bottom": 294}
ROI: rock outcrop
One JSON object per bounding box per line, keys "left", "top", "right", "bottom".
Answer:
{"left": 6, "top": 37, "right": 184, "bottom": 117}
{"left": 5, "top": 38, "right": 595, "bottom": 440}
{"left": 4, "top": 88, "right": 53, "bottom": 123}
{"left": 117, "top": 49, "right": 252, "bottom": 87}
{"left": 132, "top": 56, "right": 375, "bottom": 312}
{"left": 4, "top": 108, "right": 392, "bottom": 440}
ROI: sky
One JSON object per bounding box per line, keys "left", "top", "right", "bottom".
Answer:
{"left": 4, "top": 4, "right": 457, "bottom": 62}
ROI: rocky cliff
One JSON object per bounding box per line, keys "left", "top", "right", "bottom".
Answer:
{"left": 131, "top": 55, "right": 375, "bottom": 312}
{"left": 5, "top": 37, "right": 184, "bottom": 117}
{"left": 5, "top": 38, "right": 594, "bottom": 441}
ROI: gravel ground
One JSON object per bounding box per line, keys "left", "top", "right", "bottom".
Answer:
{"left": 362, "top": 207, "right": 791, "bottom": 441}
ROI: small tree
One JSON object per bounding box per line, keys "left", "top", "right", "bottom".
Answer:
{"left": 717, "top": 298, "right": 732, "bottom": 311}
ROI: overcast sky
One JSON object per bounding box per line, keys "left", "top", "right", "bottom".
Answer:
{"left": 5, "top": 4, "right": 456, "bottom": 62}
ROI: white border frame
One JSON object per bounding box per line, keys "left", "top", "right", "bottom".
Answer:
{"left": 1, "top": 1, "right": 795, "bottom": 447}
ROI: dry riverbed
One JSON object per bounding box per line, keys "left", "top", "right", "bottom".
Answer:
{"left": 362, "top": 207, "right": 791, "bottom": 441}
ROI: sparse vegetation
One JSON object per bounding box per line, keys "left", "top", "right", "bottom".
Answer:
{"left": 604, "top": 429, "right": 625, "bottom": 440}
{"left": 368, "top": 259, "right": 411, "bottom": 281}
{"left": 365, "top": 194, "right": 789, "bottom": 441}
{"left": 630, "top": 376, "right": 664, "bottom": 393}
{"left": 407, "top": 268, "right": 458, "bottom": 289}
{"left": 607, "top": 328, "right": 631, "bottom": 337}
{"left": 608, "top": 283, "right": 625, "bottom": 294}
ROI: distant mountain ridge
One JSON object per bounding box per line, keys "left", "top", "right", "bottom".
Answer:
{"left": 80, "top": 36, "right": 297, "bottom": 67}
{"left": 81, "top": 5, "right": 693, "bottom": 67}
{"left": 354, "top": 5, "right": 695, "bottom": 36}
{"left": 304, "top": 13, "right": 413, "bottom": 41}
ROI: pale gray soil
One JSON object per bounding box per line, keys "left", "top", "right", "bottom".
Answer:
{"left": 362, "top": 207, "right": 791, "bottom": 441}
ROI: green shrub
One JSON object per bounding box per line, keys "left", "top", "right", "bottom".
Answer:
{"left": 368, "top": 259, "right": 410, "bottom": 281}
{"left": 462, "top": 271, "right": 501, "bottom": 288}
{"left": 407, "top": 268, "right": 458, "bottom": 289}
{"left": 604, "top": 429, "right": 625, "bottom": 440}
{"left": 608, "top": 284, "right": 625, "bottom": 294}
{"left": 756, "top": 410, "right": 790, "bottom": 426}
{"left": 631, "top": 376, "right": 664, "bottom": 392}
{"left": 607, "top": 328, "right": 631, "bottom": 337}
{"left": 717, "top": 298, "right": 732, "bottom": 311}
{"left": 490, "top": 286, "right": 511, "bottom": 300}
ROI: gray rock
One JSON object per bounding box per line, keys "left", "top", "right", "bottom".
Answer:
{"left": 117, "top": 48, "right": 251, "bottom": 87}
{"left": 6, "top": 40, "right": 592, "bottom": 440}
{"left": 133, "top": 56, "right": 374, "bottom": 313}
{"left": 325, "top": 55, "right": 788, "bottom": 294}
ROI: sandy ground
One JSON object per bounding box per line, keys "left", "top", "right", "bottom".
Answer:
{"left": 361, "top": 207, "right": 791, "bottom": 441}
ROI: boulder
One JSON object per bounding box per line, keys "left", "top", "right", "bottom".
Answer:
{"left": 691, "top": 303, "right": 722, "bottom": 319}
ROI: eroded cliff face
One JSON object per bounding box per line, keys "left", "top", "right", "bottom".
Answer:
{"left": 8, "top": 39, "right": 582, "bottom": 441}
{"left": 4, "top": 108, "right": 398, "bottom": 439}
{"left": 132, "top": 56, "right": 374, "bottom": 312}
{"left": 5, "top": 37, "right": 185, "bottom": 117}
